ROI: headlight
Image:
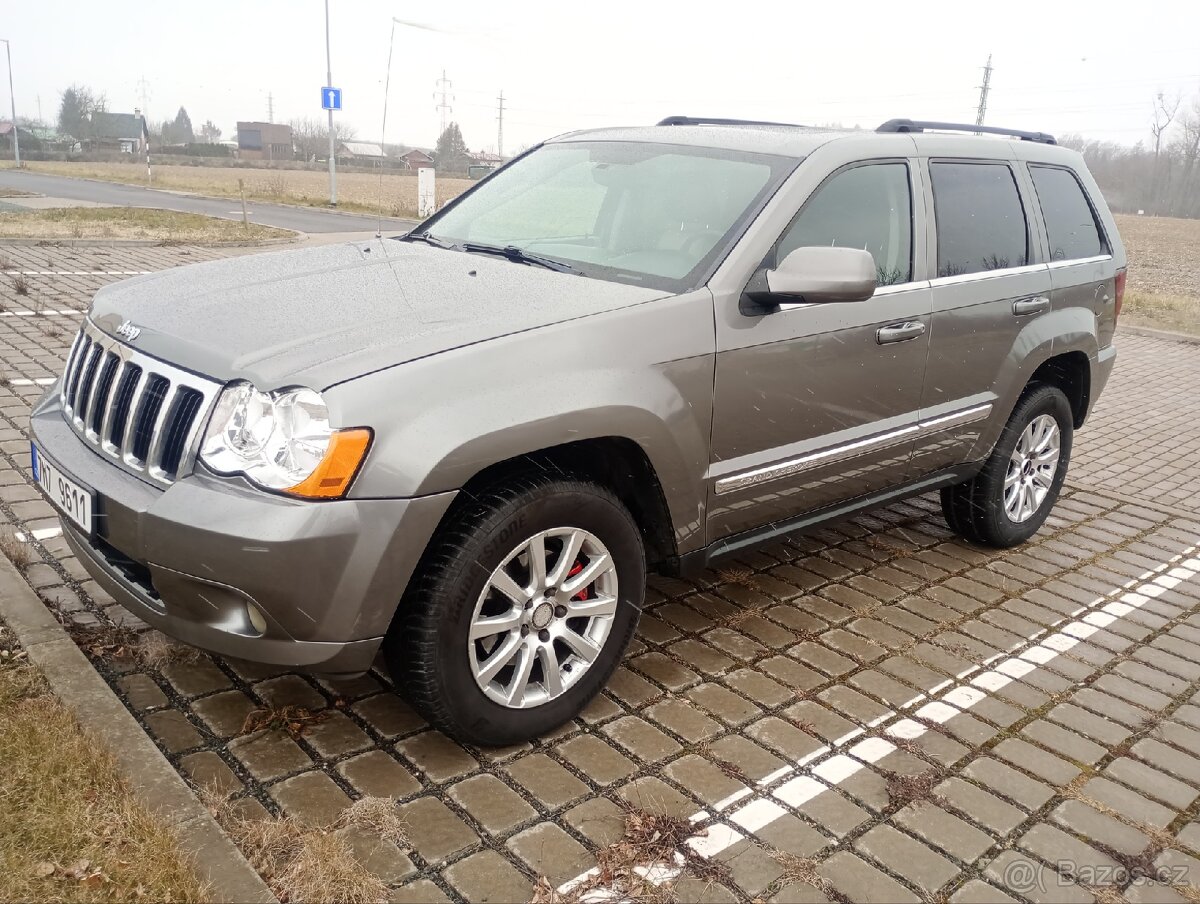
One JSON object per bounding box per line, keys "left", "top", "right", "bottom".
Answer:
{"left": 200, "top": 381, "right": 370, "bottom": 499}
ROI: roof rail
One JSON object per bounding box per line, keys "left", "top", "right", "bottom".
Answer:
{"left": 657, "top": 115, "right": 803, "bottom": 128}
{"left": 877, "top": 118, "right": 1056, "bottom": 145}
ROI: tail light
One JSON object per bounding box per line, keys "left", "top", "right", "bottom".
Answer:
{"left": 1113, "top": 268, "right": 1127, "bottom": 321}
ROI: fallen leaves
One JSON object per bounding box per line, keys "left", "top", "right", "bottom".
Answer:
{"left": 31, "top": 858, "right": 110, "bottom": 887}
{"left": 242, "top": 705, "right": 329, "bottom": 738}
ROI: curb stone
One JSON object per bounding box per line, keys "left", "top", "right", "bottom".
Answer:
{"left": 0, "top": 553, "right": 276, "bottom": 904}
{"left": 1119, "top": 324, "right": 1200, "bottom": 345}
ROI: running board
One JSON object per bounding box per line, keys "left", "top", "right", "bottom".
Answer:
{"left": 675, "top": 464, "right": 979, "bottom": 578}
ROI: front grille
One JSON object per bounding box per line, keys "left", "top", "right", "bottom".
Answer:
{"left": 59, "top": 321, "right": 222, "bottom": 486}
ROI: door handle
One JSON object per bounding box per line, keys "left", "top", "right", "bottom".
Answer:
{"left": 877, "top": 321, "right": 926, "bottom": 344}
{"left": 1012, "top": 296, "right": 1050, "bottom": 316}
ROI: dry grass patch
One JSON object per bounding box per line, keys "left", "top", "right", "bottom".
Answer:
{"left": 0, "top": 207, "right": 293, "bottom": 244}
{"left": 545, "top": 804, "right": 728, "bottom": 903}
{"left": 242, "top": 704, "right": 329, "bottom": 738}
{"left": 1175, "top": 883, "right": 1200, "bottom": 903}
{"left": 1121, "top": 290, "right": 1200, "bottom": 336}
{"left": 0, "top": 527, "right": 33, "bottom": 567}
{"left": 0, "top": 649, "right": 207, "bottom": 902}
{"left": 883, "top": 767, "right": 947, "bottom": 810}
{"left": 132, "top": 629, "right": 202, "bottom": 669}
{"left": 770, "top": 851, "right": 838, "bottom": 899}
{"left": 335, "top": 797, "right": 408, "bottom": 848}
{"left": 70, "top": 624, "right": 202, "bottom": 669}
{"left": 717, "top": 567, "right": 760, "bottom": 590}
{"left": 27, "top": 160, "right": 473, "bottom": 219}
{"left": 207, "top": 793, "right": 389, "bottom": 904}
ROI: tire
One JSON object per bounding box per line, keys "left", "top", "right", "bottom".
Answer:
{"left": 940, "top": 384, "right": 1073, "bottom": 548}
{"left": 386, "top": 474, "right": 645, "bottom": 746}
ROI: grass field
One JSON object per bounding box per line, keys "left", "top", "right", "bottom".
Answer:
{"left": 1113, "top": 213, "right": 1200, "bottom": 335}
{"left": 0, "top": 207, "right": 293, "bottom": 244}
{"left": 0, "top": 636, "right": 207, "bottom": 903}
{"left": 23, "top": 160, "right": 473, "bottom": 220}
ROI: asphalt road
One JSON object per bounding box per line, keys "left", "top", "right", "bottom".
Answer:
{"left": 0, "top": 169, "right": 418, "bottom": 234}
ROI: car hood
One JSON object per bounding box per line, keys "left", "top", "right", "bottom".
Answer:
{"left": 88, "top": 239, "right": 667, "bottom": 389}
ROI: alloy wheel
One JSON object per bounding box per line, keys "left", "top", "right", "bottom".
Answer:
{"left": 467, "top": 527, "right": 618, "bottom": 708}
{"left": 1003, "top": 413, "right": 1061, "bottom": 523}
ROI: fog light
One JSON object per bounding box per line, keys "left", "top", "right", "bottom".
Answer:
{"left": 246, "top": 602, "right": 268, "bottom": 635}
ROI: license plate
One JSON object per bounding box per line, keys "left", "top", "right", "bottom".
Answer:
{"left": 31, "top": 444, "right": 94, "bottom": 534}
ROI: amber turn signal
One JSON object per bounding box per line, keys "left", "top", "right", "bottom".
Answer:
{"left": 285, "top": 428, "right": 372, "bottom": 499}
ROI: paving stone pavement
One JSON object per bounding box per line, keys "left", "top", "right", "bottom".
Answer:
{"left": 3, "top": 243, "right": 1200, "bottom": 902}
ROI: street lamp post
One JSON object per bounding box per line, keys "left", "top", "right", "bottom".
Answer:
{"left": 324, "top": 0, "right": 336, "bottom": 206}
{"left": 1, "top": 39, "right": 18, "bottom": 168}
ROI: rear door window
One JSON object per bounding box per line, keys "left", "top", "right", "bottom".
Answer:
{"left": 930, "top": 162, "right": 1029, "bottom": 277}
{"left": 1029, "top": 165, "right": 1105, "bottom": 261}
{"left": 776, "top": 162, "right": 913, "bottom": 286}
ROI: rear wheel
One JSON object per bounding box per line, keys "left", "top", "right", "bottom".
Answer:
{"left": 386, "top": 474, "right": 644, "bottom": 746}
{"left": 940, "top": 384, "right": 1073, "bottom": 548}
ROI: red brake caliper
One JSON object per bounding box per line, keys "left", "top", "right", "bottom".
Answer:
{"left": 566, "top": 560, "right": 590, "bottom": 601}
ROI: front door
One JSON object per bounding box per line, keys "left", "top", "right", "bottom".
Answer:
{"left": 708, "top": 160, "right": 932, "bottom": 540}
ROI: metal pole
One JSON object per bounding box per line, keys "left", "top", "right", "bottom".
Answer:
{"left": 324, "top": 0, "right": 337, "bottom": 206}
{"left": 2, "top": 40, "right": 18, "bottom": 167}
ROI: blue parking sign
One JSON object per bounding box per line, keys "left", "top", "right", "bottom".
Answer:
{"left": 322, "top": 87, "right": 342, "bottom": 111}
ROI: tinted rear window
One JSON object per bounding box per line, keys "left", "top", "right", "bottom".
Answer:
{"left": 931, "top": 162, "right": 1029, "bottom": 277}
{"left": 1029, "top": 165, "right": 1105, "bottom": 261}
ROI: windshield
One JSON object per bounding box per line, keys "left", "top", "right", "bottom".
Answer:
{"left": 412, "top": 141, "right": 796, "bottom": 291}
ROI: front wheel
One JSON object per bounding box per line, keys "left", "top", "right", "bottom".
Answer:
{"left": 941, "top": 384, "right": 1073, "bottom": 548}
{"left": 386, "top": 475, "right": 644, "bottom": 746}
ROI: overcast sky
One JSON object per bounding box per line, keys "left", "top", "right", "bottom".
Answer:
{"left": 5, "top": 1, "right": 1199, "bottom": 153}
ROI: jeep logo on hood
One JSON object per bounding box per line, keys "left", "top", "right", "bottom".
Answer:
{"left": 116, "top": 320, "right": 141, "bottom": 342}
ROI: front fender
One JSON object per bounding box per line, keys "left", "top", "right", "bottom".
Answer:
{"left": 331, "top": 291, "right": 716, "bottom": 552}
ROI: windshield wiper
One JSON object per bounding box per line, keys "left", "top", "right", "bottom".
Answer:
{"left": 460, "top": 242, "right": 581, "bottom": 275}
{"left": 398, "top": 231, "right": 455, "bottom": 249}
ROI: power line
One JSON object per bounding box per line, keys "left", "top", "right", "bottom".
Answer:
{"left": 136, "top": 75, "right": 151, "bottom": 121}
{"left": 435, "top": 69, "right": 454, "bottom": 135}
{"left": 976, "top": 54, "right": 994, "bottom": 126}
{"left": 497, "top": 89, "right": 505, "bottom": 157}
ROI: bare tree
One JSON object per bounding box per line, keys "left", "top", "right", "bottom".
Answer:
{"left": 198, "top": 120, "right": 222, "bottom": 143}
{"left": 1149, "top": 91, "right": 1182, "bottom": 213}
{"left": 1171, "top": 97, "right": 1200, "bottom": 217}
{"left": 288, "top": 117, "right": 356, "bottom": 162}
{"left": 57, "top": 84, "right": 107, "bottom": 139}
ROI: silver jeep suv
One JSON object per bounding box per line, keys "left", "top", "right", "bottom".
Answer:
{"left": 31, "top": 116, "right": 1124, "bottom": 744}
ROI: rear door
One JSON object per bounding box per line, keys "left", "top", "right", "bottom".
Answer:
{"left": 708, "top": 158, "right": 933, "bottom": 539}
{"left": 1027, "top": 162, "right": 1118, "bottom": 347}
{"left": 910, "top": 155, "right": 1051, "bottom": 476}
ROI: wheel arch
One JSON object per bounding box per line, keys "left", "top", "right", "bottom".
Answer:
{"left": 405, "top": 436, "right": 680, "bottom": 586}
{"left": 1028, "top": 350, "right": 1091, "bottom": 428}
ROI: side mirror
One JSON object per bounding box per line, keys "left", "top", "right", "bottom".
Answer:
{"left": 759, "top": 246, "right": 878, "bottom": 304}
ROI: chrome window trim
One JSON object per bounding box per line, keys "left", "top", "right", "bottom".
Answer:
{"left": 58, "top": 318, "right": 222, "bottom": 487}
{"left": 928, "top": 263, "right": 1047, "bottom": 288}
{"left": 874, "top": 280, "right": 931, "bottom": 296}
{"left": 713, "top": 402, "right": 993, "bottom": 496}
{"left": 776, "top": 280, "right": 929, "bottom": 310}
{"left": 1047, "top": 254, "right": 1112, "bottom": 270}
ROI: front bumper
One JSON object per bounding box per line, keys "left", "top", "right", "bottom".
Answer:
{"left": 32, "top": 388, "right": 456, "bottom": 674}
